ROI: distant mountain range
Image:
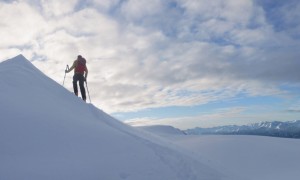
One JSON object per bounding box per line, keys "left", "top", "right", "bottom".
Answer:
{"left": 184, "top": 120, "right": 300, "bottom": 138}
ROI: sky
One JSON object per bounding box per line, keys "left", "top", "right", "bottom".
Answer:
{"left": 1, "top": 0, "right": 300, "bottom": 129}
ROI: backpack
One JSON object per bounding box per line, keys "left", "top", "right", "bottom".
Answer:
{"left": 75, "top": 57, "right": 86, "bottom": 74}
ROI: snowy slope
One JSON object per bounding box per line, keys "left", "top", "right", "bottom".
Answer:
{"left": 138, "top": 124, "right": 300, "bottom": 180}
{"left": 0, "top": 55, "right": 238, "bottom": 180}
{"left": 168, "top": 135, "right": 300, "bottom": 180}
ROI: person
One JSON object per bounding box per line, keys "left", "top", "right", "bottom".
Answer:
{"left": 65, "top": 55, "right": 88, "bottom": 101}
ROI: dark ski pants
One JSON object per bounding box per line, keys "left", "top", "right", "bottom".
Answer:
{"left": 73, "top": 73, "right": 86, "bottom": 101}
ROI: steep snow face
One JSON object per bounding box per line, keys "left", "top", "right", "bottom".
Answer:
{"left": 0, "top": 55, "right": 233, "bottom": 180}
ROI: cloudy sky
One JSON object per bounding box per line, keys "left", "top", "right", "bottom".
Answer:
{"left": 1, "top": 0, "right": 300, "bottom": 129}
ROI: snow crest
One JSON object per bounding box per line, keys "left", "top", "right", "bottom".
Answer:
{"left": 0, "top": 55, "right": 236, "bottom": 180}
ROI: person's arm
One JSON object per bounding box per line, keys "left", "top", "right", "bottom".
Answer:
{"left": 66, "top": 61, "right": 76, "bottom": 73}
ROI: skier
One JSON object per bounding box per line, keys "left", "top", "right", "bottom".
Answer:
{"left": 65, "top": 55, "right": 88, "bottom": 101}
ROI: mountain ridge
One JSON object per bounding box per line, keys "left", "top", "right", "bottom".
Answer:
{"left": 185, "top": 120, "right": 300, "bottom": 138}
{"left": 0, "top": 54, "right": 233, "bottom": 180}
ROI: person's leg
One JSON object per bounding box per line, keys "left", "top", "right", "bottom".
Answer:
{"left": 78, "top": 75, "right": 86, "bottom": 101}
{"left": 73, "top": 74, "right": 79, "bottom": 96}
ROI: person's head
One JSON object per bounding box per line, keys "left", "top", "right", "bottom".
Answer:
{"left": 77, "top": 55, "right": 82, "bottom": 59}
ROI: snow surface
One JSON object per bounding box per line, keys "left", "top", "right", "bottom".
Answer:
{"left": 140, "top": 125, "right": 300, "bottom": 180}
{"left": 0, "top": 55, "right": 240, "bottom": 180}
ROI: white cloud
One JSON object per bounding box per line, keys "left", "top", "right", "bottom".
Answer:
{"left": 178, "top": 0, "right": 256, "bottom": 23}
{"left": 125, "top": 107, "right": 249, "bottom": 129}
{"left": 41, "top": 0, "right": 78, "bottom": 17}
{"left": 1, "top": 0, "right": 300, "bottom": 114}
{"left": 125, "top": 106, "right": 300, "bottom": 129}
{"left": 91, "top": 0, "right": 121, "bottom": 11}
{"left": 120, "top": 0, "right": 163, "bottom": 20}
{"left": 0, "top": 1, "right": 46, "bottom": 47}
{"left": 220, "top": 0, "right": 255, "bottom": 23}
{"left": 0, "top": 48, "right": 23, "bottom": 61}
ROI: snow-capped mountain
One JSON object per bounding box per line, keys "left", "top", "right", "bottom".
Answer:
{"left": 185, "top": 120, "right": 300, "bottom": 138}
{"left": 0, "top": 55, "right": 238, "bottom": 180}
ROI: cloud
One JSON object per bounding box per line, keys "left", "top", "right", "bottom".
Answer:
{"left": 256, "top": 0, "right": 300, "bottom": 36}
{"left": 1, "top": 0, "right": 300, "bottom": 114}
{"left": 286, "top": 100, "right": 300, "bottom": 113}
{"left": 0, "top": 1, "right": 46, "bottom": 48}
{"left": 120, "top": 0, "right": 163, "bottom": 20}
{"left": 40, "top": 0, "right": 78, "bottom": 18}
{"left": 287, "top": 110, "right": 300, "bottom": 113}
{"left": 89, "top": 0, "right": 122, "bottom": 12}
{"left": 124, "top": 107, "right": 250, "bottom": 129}
{"left": 125, "top": 106, "right": 300, "bottom": 129}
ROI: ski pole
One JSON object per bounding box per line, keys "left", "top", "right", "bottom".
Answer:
{"left": 63, "top": 65, "right": 69, "bottom": 86}
{"left": 85, "top": 81, "right": 91, "bottom": 103}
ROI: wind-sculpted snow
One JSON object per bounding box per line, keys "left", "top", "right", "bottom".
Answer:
{"left": 0, "top": 55, "right": 239, "bottom": 180}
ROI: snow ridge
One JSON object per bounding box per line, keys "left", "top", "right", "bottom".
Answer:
{"left": 0, "top": 55, "right": 236, "bottom": 180}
